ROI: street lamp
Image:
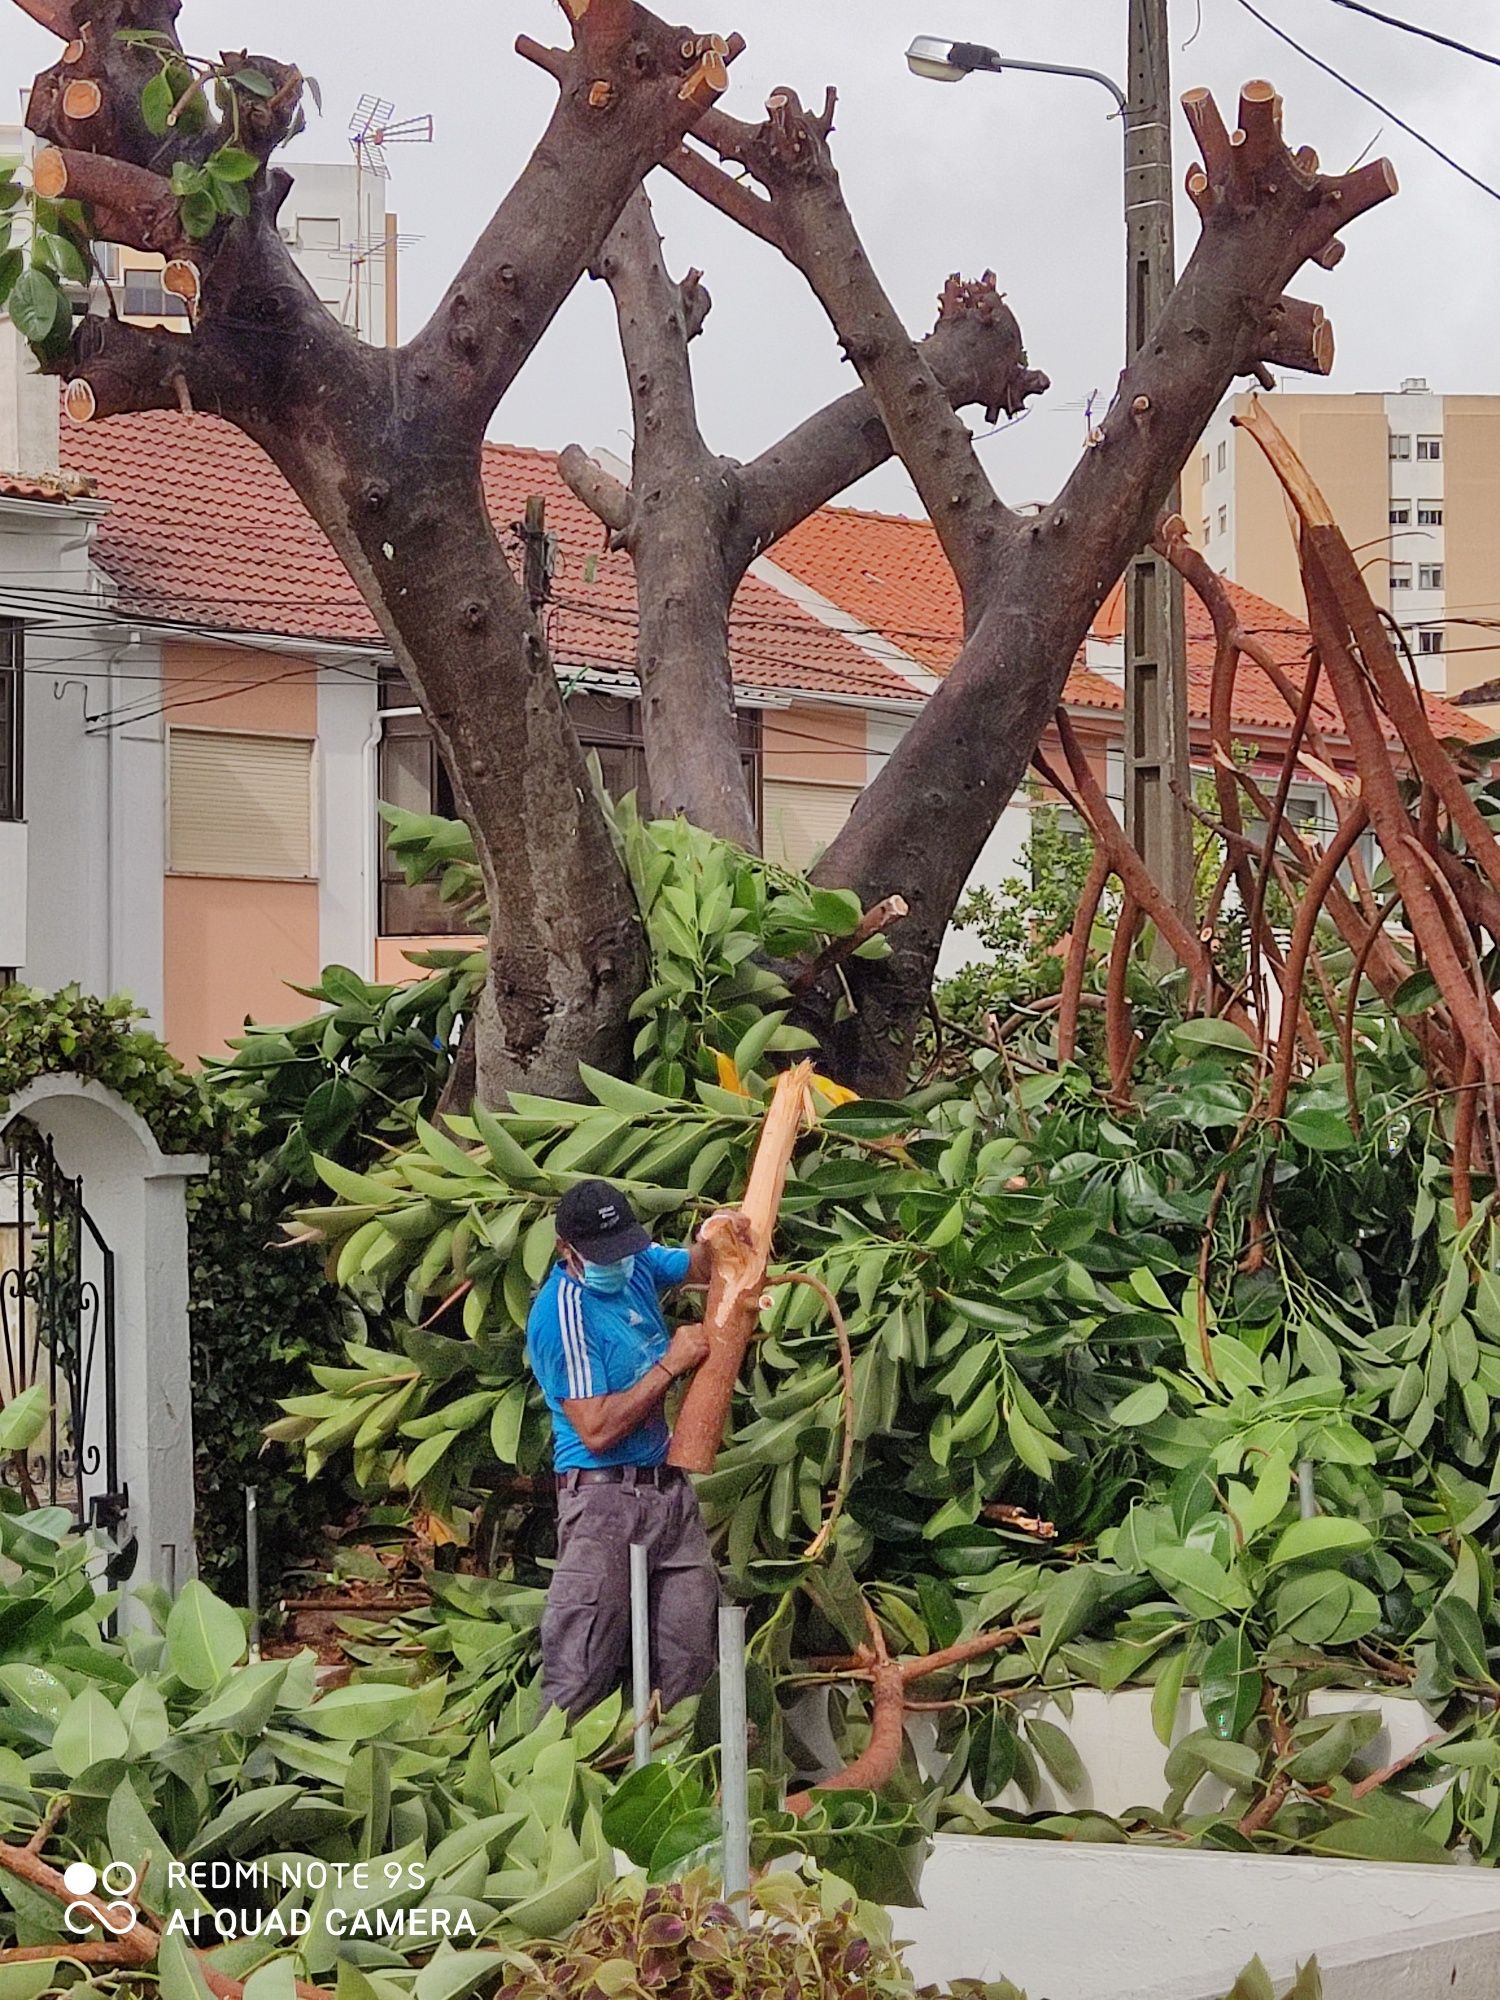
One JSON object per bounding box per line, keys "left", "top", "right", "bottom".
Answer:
{"left": 905, "top": 36, "right": 1128, "bottom": 115}
{"left": 906, "top": 13, "right": 1193, "bottom": 927}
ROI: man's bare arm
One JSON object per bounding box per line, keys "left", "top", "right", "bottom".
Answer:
{"left": 562, "top": 1324, "right": 710, "bottom": 1455}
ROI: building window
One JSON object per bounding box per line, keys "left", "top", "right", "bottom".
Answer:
{"left": 1199, "top": 453, "right": 1210, "bottom": 484}
{"left": 169, "top": 729, "right": 314, "bottom": 878}
{"left": 1390, "top": 563, "right": 1413, "bottom": 591}
{"left": 762, "top": 778, "right": 862, "bottom": 872}
{"left": 1418, "top": 628, "right": 1445, "bottom": 656}
{"left": 1216, "top": 441, "right": 1227, "bottom": 473}
{"left": 297, "top": 217, "right": 341, "bottom": 250}
{"left": 1201, "top": 518, "right": 1211, "bottom": 545}
{"left": 123, "top": 270, "right": 188, "bottom": 320}
{"left": 377, "top": 684, "right": 762, "bottom": 935}
{"left": 1390, "top": 434, "right": 1412, "bottom": 460}
{"left": 1217, "top": 506, "right": 1228, "bottom": 537}
{"left": 1418, "top": 501, "right": 1444, "bottom": 527}
{"left": 1418, "top": 563, "right": 1445, "bottom": 591}
{"left": 0, "top": 623, "right": 20, "bottom": 822}
{"left": 1389, "top": 501, "right": 1411, "bottom": 527}
{"left": 1417, "top": 435, "right": 1442, "bottom": 461}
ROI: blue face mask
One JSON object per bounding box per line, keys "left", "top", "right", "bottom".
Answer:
{"left": 580, "top": 1254, "right": 635, "bottom": 1295}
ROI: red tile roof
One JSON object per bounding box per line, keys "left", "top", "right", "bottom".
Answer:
{"left": 58, "top": 413, "right": 915, "bottom": 705}
{"left": 0, "top": 470, "right": 96, "bottom": 504}
{"left": 774, "top": 503, "right": 1486, "bottom": 744}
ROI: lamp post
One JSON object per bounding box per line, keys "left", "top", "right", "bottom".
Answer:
{"left": 906, "top": 16, "right": 1193, "bottom": 921}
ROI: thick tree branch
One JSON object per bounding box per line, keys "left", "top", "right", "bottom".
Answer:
{"left": 678, "top": 92, "right": 1012, "bottom": 616}
{"left": 14, "top": 0, "right": 75, "bottom": 35}
{"left": 415, "top": 12, "right": 744, "bottom": 429}
{"left": 732, "top": 273, "right": 1047, "bottom": 569}
{"left": 800, "top": 82, "right": 1396, "bottom": 1090}
{"left": 563, "top": 186, "right": 755, "bottom": 843}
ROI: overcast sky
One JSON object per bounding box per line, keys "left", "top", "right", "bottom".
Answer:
{"left": 1, "top": 1, "right": 1496, "bottom": 512}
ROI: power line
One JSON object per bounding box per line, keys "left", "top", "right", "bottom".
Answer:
{"left": 1231, "top": 0, "right": 1500, "bottom": 205}
{"left": 1326, "top": 0, "right": 1500, "bottom": 71}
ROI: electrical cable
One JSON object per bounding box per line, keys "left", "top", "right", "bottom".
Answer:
{"left": 1230, "top": 0, "right": 1500, "bottom": 205}
{"left": 1325, "top": 0, "right": 1500, "bottom": 71}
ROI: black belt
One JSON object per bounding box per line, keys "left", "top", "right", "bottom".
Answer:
{"left": 556, "top": 1465, "right": 685, "bottom": 1492}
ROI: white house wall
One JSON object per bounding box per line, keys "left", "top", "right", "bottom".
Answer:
{"left": 864, "top": 712, "right": 1033, "bottom": 978}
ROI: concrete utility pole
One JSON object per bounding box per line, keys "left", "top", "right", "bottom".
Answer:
{"left": 1122, "top": 0, "right": 1193, "bottom": 923}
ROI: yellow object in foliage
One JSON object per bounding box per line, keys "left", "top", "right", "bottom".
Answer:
{"left": 714, "top": 1049, "right": 858, "bottom": 1112}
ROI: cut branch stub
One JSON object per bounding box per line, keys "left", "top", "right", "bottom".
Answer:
{"left": 32, "top": 147, "right": 191, "bottom": 259}
{"left": 62, "top": 378, "right": 96, "bottom": 425}
{"left": 1263, "top": 296, "right": 1334, "bottom": 378}
{"left": 1181, "top": 81, "right": 1396, "bottom": 271}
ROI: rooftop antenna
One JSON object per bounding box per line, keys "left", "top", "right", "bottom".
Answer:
{"left": 348, "top": 95, "right": 433, "bottom": 341}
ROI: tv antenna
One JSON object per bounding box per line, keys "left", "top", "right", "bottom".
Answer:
{"left": 348, "top": 96, "right": 433, "bottom": 340}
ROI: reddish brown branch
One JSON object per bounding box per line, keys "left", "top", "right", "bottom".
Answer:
{"left": 1056, "top": 846, "right": 1112, "bottom": 1065}
{"left": 1266, "top": 804, "right": 1370, "bottom": 1122}
{"left": 1351, "top": 1734, "right": 1444, "bottom": 1801}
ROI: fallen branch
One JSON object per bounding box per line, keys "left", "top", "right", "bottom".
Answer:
{"left": 1351, "top": 1733, "right": 1445, "bottom": 1800}
{"left": 669, "top": 1063, "right": 813, "bottom": 1472}
{"left": 784, "top": 1619, "right": 1040, "bottom": 1814}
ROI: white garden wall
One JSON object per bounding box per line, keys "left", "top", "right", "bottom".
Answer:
{"left": 899, "top": 1839, "right": 1500, "bottom": 1998}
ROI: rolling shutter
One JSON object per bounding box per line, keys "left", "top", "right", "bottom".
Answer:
{"left": 761, "top": 777, "right": 862, "bottom": 871}
{"left": 169, "top": 729, "right": 314, "bottom": 878}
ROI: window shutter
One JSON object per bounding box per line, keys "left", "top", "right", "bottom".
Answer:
{"left": 761, "top": 778, "right": 862, "bottom": 871}
{"left": 169, "top": 729, "right": 313, "bottom": 878}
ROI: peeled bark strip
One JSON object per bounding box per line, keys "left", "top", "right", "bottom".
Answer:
{"left": 669, "top": 1061, "right": 813, "bottom": 1472}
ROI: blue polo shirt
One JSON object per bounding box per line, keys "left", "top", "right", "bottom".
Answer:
{"left": 527, "top": 1244, "right": 693, "bottom": 1471}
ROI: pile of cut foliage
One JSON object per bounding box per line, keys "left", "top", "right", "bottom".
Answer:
{"left": 265, "top": 791, "right": 1500, "bottom": 1871}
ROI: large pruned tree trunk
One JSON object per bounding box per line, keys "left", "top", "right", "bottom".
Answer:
{"left": 19, "top": 0, "right": 742, "bottom": 1104}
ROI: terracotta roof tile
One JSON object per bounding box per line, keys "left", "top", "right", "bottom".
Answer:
{"left": 775, "top": 504, "right": 1486, "bottom": 744}
{"left": 58, "top": 413, "right": 915, "bottom": 704}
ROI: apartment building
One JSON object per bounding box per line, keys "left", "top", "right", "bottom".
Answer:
{"left": 1184, "top": 380, "right": 1500, "bottom": 704}
{"left": 0, "top": 126, "right": 399, "bottom": 345}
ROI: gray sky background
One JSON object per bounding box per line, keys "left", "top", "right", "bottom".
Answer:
{"left": 1, "top": 1, "right": 1496, "bottom": 512}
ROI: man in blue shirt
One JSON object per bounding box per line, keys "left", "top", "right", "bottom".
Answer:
{"left": 529, "top": 1177, "right": 746, "bottom": 1721}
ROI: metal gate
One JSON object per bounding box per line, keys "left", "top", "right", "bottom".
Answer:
{"left": 0, "top": 1126, "right": 125, "bottom": 1535}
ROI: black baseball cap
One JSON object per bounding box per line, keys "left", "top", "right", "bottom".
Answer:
{"left": 554, "top": 1179, "right": 651, "bottom": 1263}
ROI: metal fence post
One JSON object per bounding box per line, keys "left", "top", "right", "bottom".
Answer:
{"left": 245, "top": 1487, "right": 261, "bottom": 1662}
{"left": 719, "top": 1604, "right": 750, "bottom": 1915}
{"left": 631, "top": 1543, "right": 652, "bottom": 1770}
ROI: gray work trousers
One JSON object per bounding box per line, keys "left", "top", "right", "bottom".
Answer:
{"left": 540, "top": 1472, "right": 720, "bottom": 1723}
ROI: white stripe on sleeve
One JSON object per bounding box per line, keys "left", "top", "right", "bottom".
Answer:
{"left": 561, "top": 1284, "right": 594, "bottom": 1399}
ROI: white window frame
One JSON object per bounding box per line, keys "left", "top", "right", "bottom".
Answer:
{"left": 1389, "top": 500, "right": 1411, "bottom": 526}
{"left": 1390, "top": 563, "right": 1413, "bottom": 590}
{"left": 1418, "top": 563, "right": 1445, "bottom": 591}
{"left": 165, "top": 724, "right": 319, "bottom": 882}
{"left": 1417, "top": 501, "right": 1444, "bottom": 527}
{"left": 1416, "top": 435, "right": 1443, "bottom": 462}
{"left": 1389, "top": 434, "right": 1412, "bottom": 460}
{"left": 1417, "top": 627, "right": 1445, "bottom": 656}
